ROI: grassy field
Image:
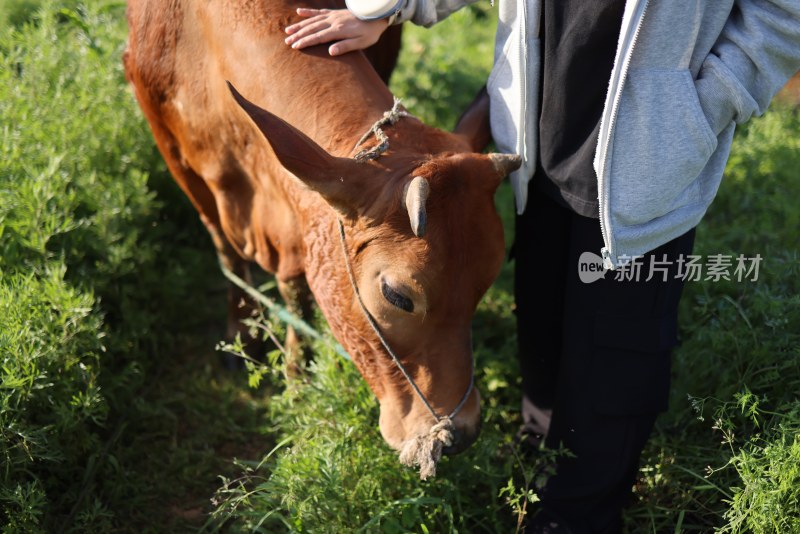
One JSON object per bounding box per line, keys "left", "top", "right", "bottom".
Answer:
{"left": 1, "top": 2, "right": 798, "bottom": 532}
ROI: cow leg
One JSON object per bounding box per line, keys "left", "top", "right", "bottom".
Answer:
{"left": 189, "top": 199, "right": 267, "bottom": 369}
{"left": 277, "top": 276, "right": 314, "bottom": 377}
{"left": 210, "top": 227, "right": 265, "bottom": 365}
{"left": 131, "top": 104, "right": 263, "bottom": 366}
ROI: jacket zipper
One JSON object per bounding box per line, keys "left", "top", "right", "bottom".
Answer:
{"left": 517, "top": 0, "right": 528, "bottom": 172}
{"left": 596, "top": 0, "right": 650, "bottom": 269}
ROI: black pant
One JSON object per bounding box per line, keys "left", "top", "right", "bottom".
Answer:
{"left": 514, "top": 191, "right": 695, "bottom": 533}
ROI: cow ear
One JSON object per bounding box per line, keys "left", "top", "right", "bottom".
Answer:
{"left": 453, "top": 85, "right": 492, "bottom": 153}
{"left": 227, "top": 81, "right": 363, "bottom": 214}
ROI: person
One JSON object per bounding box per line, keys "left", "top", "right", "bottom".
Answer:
{"left": 285, "top": 1, "right": 800, "bottom": 532}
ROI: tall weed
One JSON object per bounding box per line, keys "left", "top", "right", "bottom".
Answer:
{"left": 1, "top": 3, "right": 222, "bottom": 530}
{"left": 627, "top": 108, "right": 800, "bottom": 532}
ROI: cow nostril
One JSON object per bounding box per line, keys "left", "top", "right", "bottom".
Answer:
{"left": 442, "top": 444, "right": 460, "bottom": 455}
{"left": 442, "top": 428, "right": 477, "bottom": 456}
{"left": 443, "top": 442, "right": 466, "bottom": 455}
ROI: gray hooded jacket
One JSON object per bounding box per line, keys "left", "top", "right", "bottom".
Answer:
{"left": 395, "top": 0, "right": 800, "bottom": 268}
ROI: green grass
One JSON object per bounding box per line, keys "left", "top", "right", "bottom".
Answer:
{"left": 0, "top": 3, "right": 268, "bottom": 531}
{"left": 624, "top": 108, "right": 800, "bottom": 533}
{"left": 1, "top": 2, "right": 799, "bottom": 533}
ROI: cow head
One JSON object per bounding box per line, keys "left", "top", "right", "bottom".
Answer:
{"left": 229, "top": 83, "right": 520, "bottom": 458}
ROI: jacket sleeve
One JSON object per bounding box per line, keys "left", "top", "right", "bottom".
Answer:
{"left": 696, "top": 0, "right": 800, "bottom": 136}
{"left": 393, "top": 0, "right": 480, "bottom": 27}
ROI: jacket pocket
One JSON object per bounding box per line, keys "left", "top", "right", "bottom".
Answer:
{"left": 608, "top": 69, "right": 718, "bottom": 227}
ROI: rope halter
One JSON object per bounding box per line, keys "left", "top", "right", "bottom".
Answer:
{"left": 343, "top": 99, "right": 475, "bottom": 478}
{"left": 337, "top": 219, "right": 475, "bottom": 480}
{"left": 352, "top": 97, "right": 411, "bottom": 162}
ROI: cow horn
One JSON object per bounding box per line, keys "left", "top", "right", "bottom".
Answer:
{"left": 489, "top": 153, "right": 522, "bottom": 177}
{"left": 404, "top": 176, "right": 429, "bottom": 238}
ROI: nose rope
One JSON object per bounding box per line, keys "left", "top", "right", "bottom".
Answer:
{"left": 337, "top": 218, "right": 475, "bottom": 479}
{"left": 352, "top": 97, "right": 411, "bottom": 162}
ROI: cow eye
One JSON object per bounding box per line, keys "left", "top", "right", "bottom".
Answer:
{"left": 381, "top": 279, "right": 414, "bottom": 313}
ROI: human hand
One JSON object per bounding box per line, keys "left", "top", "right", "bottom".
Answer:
{"left": 284, "top": 8, "right": 389, "bottom": 56}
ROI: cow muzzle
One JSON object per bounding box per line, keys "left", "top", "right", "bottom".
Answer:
{"left": 379, "top": 387, "right": 481, "bottom": 479}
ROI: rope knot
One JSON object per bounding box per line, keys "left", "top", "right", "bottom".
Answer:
{"left": 398, "top": 417, "right": 455, "bottom": 480}
{"left": 353, "top": 97, "right": 411, "bottom": 162}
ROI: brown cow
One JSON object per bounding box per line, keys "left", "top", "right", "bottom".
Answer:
{"left": 776, "top": 71, "right": 800, "bottom": 106}
{"left": 124, "top": 0, "right": 519, "bottom": 472}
